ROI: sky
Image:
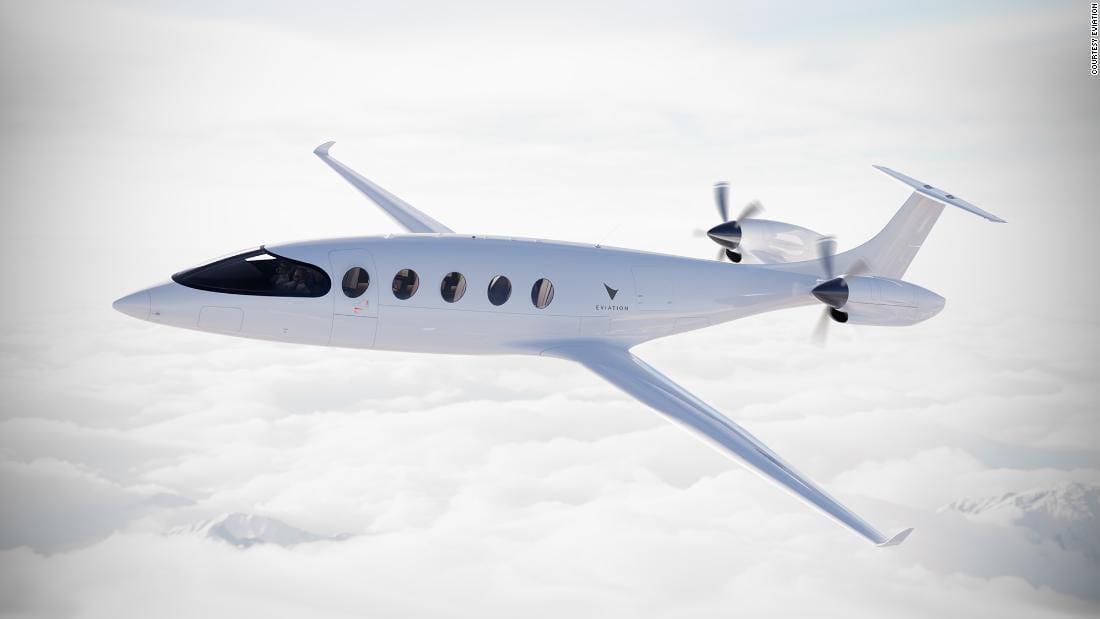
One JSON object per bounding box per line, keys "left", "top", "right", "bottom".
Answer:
{"left": 1, "top": 0, "right": 1099, "bottom": 617}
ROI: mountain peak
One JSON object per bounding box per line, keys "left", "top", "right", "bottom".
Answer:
{"left": 940, "top": 482, "right": 1100, "bottom": 564}
{"left": 170, "top": 513, "right": 351, "bottom": 548}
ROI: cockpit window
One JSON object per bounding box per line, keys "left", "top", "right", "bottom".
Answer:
{"left": 172, "top": 248, "right": 331, "bottom": 297}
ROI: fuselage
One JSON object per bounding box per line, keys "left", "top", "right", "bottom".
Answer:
{"left": 114, "top": 234, "right": 828, "bottom": 355}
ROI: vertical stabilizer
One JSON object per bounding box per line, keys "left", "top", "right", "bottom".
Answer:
{"left": 841, "top": 193, "right": 944, "bottom": 279}
{"left": 832, "top": 166, "right": 1002, "bottom": 279}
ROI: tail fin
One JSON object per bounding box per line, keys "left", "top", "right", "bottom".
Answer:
{"left": 836, "top": 166, "right": 1004, "bottom": 279}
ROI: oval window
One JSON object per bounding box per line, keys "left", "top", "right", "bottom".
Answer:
{"left": 440, "top": 272, "right": 467, "bottom": 303}
{"left": 342, "top": 267, "right": 370, "bottom": 298}
{"left": 392, "top": 268, "right": 419, "bottom": 300}
{"left": 487, "top": 275, "right": 511, "bottom": 306}
{"left": 531, "top": 278, "right": 554, "bottom": 309}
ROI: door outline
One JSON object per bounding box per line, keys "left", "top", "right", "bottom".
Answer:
{"left": 330, "top": 249, "right": 380, "bottom": 318}
{"left": 329, "top": 249, "right": 379, "bottom": 349}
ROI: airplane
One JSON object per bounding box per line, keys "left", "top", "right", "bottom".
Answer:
{"left": 113, "top": 141, "right": 1004, "bottom": 547}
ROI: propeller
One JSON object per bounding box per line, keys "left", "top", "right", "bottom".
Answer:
{"left": 705, "top": 182, "right": 764, "bottom": 262}
{"left": 715, "top": 181, "right": 730, "bottom": 223}
{"left": 809, "top": 236, "right": 870, "bottom": 346}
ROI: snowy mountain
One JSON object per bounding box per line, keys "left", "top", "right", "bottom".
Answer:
{"left": 940, "top": 482, "right": 1100, "bottom": 565}
{"left": 170, "top": 513, "right": 351, "bottom": 548}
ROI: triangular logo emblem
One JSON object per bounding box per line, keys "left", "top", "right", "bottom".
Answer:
{"left": 604, "top": 283, "right": 618, "bottom": 300}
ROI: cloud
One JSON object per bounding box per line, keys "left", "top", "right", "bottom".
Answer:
{"left": 2, "top": 308, "right": 1098, "bottom": 614}
{"left": 0, "top": 457, "right": 188, "bottom": 552}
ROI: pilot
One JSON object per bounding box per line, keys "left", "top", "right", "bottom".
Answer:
{"left": 270, "top": 262, "right": 292, "bottom": 289}
{"left": 289, "top": 266, "right": 314, "bottom": 294}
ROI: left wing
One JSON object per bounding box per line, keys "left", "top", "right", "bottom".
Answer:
{"left": 314, "top": 141, "right": 453, "bottom": 234}
{"left": 544, "top": 343, "right": 912, "bottom": 547}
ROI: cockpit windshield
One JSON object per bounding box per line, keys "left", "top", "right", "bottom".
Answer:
{"left": 172, "top": 248, "right": 331, "bottom": 297}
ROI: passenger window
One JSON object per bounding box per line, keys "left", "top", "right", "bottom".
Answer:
{"left": 440, "top": 272, "right": 467, "bottom": 303}
{"left": 172, "top": 248, "right": 331, "bottom": 297}
{"left": 531, "top": 278, "right": 554, "bottom": 309}
{"left": 342, "top": 267, "right": 370, "bottom": 298}
{"left": 392, "top": 269, "right": 419, "bottom": 300}
{"left": 487, "top": 275, "right": 511, "bottom": 306}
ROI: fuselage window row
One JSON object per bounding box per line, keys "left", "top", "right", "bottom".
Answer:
{"left": 365, "top": 267, "right": 553, "bottom": 308}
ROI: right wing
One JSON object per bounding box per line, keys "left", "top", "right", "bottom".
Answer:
{"left": 314, "top": 141, "right": 453, "bottom": 234}
{"left": 544, "top": 343, "right": 913, "bottom": 547}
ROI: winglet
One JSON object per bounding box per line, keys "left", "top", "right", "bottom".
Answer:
{"left": 873, "top": 165, "right": 1005, "bottom": 223}
{"left": 876, "top": 527, "right": 914, "bottom": 548}
{"left": 314, "top": 141, "right": 336, "bottom": 156}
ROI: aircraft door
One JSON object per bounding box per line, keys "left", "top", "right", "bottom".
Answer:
{"left": 329, "top": 249, "right": 378, "bottom": 348}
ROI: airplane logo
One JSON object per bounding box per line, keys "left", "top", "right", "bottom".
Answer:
{"left": 604, "top": 283, "right": 618, "bottom": 300}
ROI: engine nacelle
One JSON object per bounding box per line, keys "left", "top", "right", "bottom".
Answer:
{"left": 835, "top": 276, "right": 945, "bottom": 326}
{"left": 736, "top": 219, "right": 823, "bottom": 264}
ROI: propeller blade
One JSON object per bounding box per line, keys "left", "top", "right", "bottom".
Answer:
{"left": 736, "top": 200, "right": 764, "bottom": 223}
{"left": 811, "top": 307, "right": 831, "bottom": 346}
{"left": 714, "top": 182, "right": 730, "bottom": 222}
{"left": 816, "top": 236, "right": 837, "bottom": 280}
{"left": 716, "top": 248, "right": 727, "bottom": 261}
{"left": 846, "top": 258, "right": 871, "bottom": 278}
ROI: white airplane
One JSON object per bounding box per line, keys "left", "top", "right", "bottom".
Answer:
{"left": 114, "top": 142, "right": 1004, "bottom": 546}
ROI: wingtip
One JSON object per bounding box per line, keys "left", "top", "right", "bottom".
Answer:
{"left": 314, "top": 141, "right": 336, "bottom": 156}
{"left": 877, "top": 527, "right": 914, "bottom": 548}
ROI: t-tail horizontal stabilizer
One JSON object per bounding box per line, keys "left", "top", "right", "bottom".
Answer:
{"left": 873, "top": 165, "right": 1005, "bottom": 223}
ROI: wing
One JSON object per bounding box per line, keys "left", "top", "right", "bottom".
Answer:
{"left": 313, "top": 141, "right": 453, "bottom": 234}
{"left": 545, "top": 343, "right": 912, "bottom": 547}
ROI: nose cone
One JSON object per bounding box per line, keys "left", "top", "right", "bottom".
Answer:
{"left": 811, "top": 277, "right": 849, "bottom": 309}
{"left": 113, "top": 290, "right": 151, "bottom": 321}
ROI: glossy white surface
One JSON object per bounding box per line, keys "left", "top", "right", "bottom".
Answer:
{"left": 543, "top": 342, "right": 914, "bottom": 546}
{"left": 842, "top": 276, "right": 946, "bottom": 326}
{"left": 737, "top": 218, "right": 824, "bottom": 264}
